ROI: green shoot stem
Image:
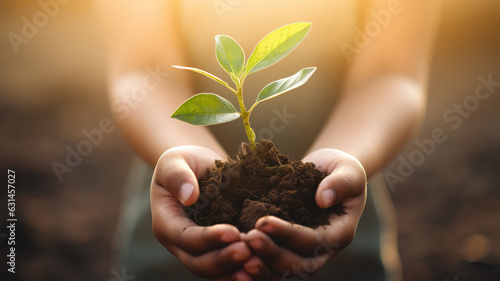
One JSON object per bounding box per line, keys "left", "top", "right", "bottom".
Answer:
{"left": 226, "top": 85, "right": 238, "bottom": 95}
{"left": 217, "top": 79, "right": 238, "bottom": 94}
{"left": 235, "top": 79, "right": 257, "bottom": 151}
{"left": 247, "top": 101, "right": 259, "bottom": 115}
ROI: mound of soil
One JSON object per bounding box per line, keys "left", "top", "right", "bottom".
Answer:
{"left": 186, "top": 139, "right": 345, "bottom": 232}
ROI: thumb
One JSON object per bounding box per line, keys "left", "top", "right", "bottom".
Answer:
{"left": 313, "top": 153, "right": 366, "bottom": 209}
{"left": 153, "top": 146, "right": 222, "bottom": 206}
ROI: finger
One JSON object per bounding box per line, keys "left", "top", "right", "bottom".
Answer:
{"left": 151, "top": 189, "right": 195, "bottom": 245}
{"left": 243, "top": 256, "right": 263, "bottom": 276}
{"left": 152, "top": 193, "right": 241, "bottom": 254}
{"left": 179, "top": 224, "right": 241, "bottom": 255}
{"left": 308, "top": 152, "right": 367, "bottom": 249}
{"left": 172, "top": 241, "right": 252, "bottom": 278}
{"left": 255, "top": 216, "right": 346, "bottom": 257}
{"left": 254, "top": 216, "right": 325, "bottom": 256}
{"left": 244, "top": 256, "right": 301, "bottom": 281}
{"left": 315, "top": 154, "right": 366, "bottom": 208}
{"left": 208, "top": 270, "right": 252, "bottom": 281}
{"left": 243, "top": 256, "right": 267, "bottom": 278}
{"left": 244, "top": 230, "right": 326, "bottom": 275}
{"left": 154, "top": 146, "right": 221, "bottom": 205}
{"left": 232, "top": 270, "right": 253, "bottom": 281}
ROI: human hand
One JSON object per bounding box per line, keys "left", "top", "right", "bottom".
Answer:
{"left": 242, "top": 149, "right": 367, "bottom": 280}
{"left": 150, "top": 146, "right": 254, "bottom": 280}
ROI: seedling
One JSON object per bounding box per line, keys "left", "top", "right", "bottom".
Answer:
{"left": 171, "top": 22, "right": 316, "bottom": 151}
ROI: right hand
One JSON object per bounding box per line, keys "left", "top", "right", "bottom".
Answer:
{"left": 241, "top": 149, "right": 367, "bottom": 280}
{"left": 150, "top": 146, "right": 253, "bottom": 280}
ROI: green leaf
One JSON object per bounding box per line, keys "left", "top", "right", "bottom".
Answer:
{"left": 215, "top": 35, "right": 245, "bottom": 77}
{"left": 254, "top": 67, "right": 316, "bottom": 105}
{"left": 246, "top": 22, "right": 312, "bottom": 75}
{"left": 172, "top": 65, "right": 235, "bottom": 92}
{"left": 171, "top": 93, "right": 240, "bottom": 125}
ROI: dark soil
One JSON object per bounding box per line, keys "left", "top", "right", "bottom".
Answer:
{"left": 187, "top": 139, "right": 345, "bottom": 232}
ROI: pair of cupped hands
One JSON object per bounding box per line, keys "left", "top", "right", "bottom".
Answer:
{"left": 151, "top": 146, "right": 367, "bottom": 281}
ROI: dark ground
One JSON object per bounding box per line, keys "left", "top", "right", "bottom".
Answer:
{"left": 0, "top": 1, "right": 499, "bottom": 281}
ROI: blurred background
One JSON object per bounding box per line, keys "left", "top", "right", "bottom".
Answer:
{"left": 0, "top": 0, "right": 499, "bottom": 280}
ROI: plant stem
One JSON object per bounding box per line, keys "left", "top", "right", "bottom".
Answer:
{"left": 235, "top": 85, "right": 257, "bottom": 151}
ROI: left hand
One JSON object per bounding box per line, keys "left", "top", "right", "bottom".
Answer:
{"left": 150, "top": 146, "right": 253, "bottom": 280}
{"left": 242, "top": 149, "right": 367, "bottom": 280}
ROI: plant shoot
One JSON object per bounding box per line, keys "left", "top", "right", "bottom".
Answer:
{"left": 171, "top": 22, "right": 316, "bottom": 151}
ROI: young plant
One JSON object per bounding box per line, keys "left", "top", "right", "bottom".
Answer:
{"left": 171, "top": 22, "right": 316, "bottom": 151}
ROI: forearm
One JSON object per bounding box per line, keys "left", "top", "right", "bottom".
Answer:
{"left": 307, "top": 75, "right": 426, "bottom": 178}
{"left": 307, "top": 0, "right": 440, "bottom": 178}
{"left": 97, "top": 0, "right": 226, "bottom": 166}
{"left": 108, "top": 69, "right": 227, "bottom": 166}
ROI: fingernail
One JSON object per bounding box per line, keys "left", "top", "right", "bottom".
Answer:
{"left": 322, "top": 189, "right": 334, "bottom": 207}
{"left": 244, "top": 258, "right": 262, "bottom": 275}
{"left": 259, "top": 224, "right": 273, "bottom": 234}
{"left": 179, "top": 183, "right": 194, "bottom": 204}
